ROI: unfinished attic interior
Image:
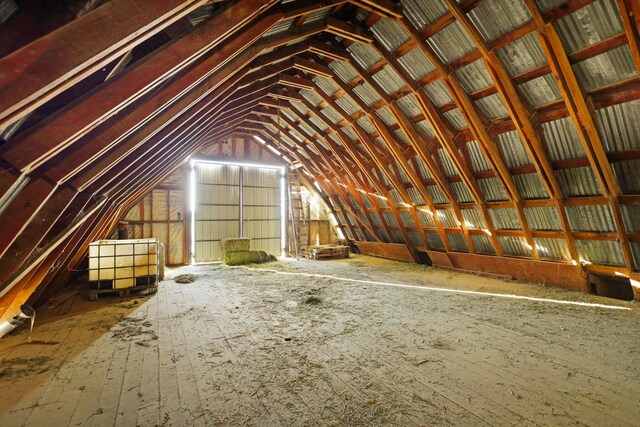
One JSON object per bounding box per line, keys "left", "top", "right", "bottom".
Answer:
{"left": 1, "top": 0, "right": 640, "bottom": 424}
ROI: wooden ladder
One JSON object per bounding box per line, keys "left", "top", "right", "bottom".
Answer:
{"left": 288, "top": 172, "right": 308, "bottom": 259}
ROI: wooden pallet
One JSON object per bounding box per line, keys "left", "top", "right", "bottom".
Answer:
{"left": 305, "top": 245, "right": 350, "bottom": 260}
{"left": 88, "top": 277, "right": 158, "bottom": 300}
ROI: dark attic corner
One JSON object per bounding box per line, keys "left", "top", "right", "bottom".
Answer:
{"left": 0, "top": 0, "right": 639, "bottom": 425}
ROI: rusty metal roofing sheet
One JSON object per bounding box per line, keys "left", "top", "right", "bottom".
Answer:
{"left": 573, "top": 45, "right": 637, "bottom": 92}
{"left": 353, "top": 82, "right": 382, "bottom": 106}
{"left": 451, "top": 181, "right": 475, "bottom": 203}
{"left": 427, "top": 184, "right": 448, "bottom": 204}
{"left": 372, "top": 66, "right": 406, "bottom": 96}
{"left": 426, "top": 231, "right": 446, "bottom": 250}
{"left": 499, "top": 236, "right": 532, "bottom": 257}
{"left": 489, "top": 207, "right": 522, "bottom": 230}
{"left": 475, "top": 93, "right": 509, "bottom": 119}
{"left": 427, "top": 22, "right": 476, "bottom": 65}
{"left": 472, "top": 234, "right": 496, "bottom": 254}
{"left": 398, "top": 47, "right": 437, "bottom": 81}
{"left": 408, "top": 187, "right": 426, "bottom": 205}
{"left": 497, "top": 130, "right": 531, "bottom": 167}
{"left": 513, "top": 173, "right": 550, "bottom": 199}
{"left": 478, "top": 177, "right": 510, "bottom": 201}
{"left": 422, "top": 79, "right": 453, "bottom": 107}
{"left": 371, "top": 18, "right": 411, "bottom": 52}
{"left": 375, "top": 105, "right": 396, "bottom": 126}
{"left": 461, "top": 208, "right": 487, "bottom": 229}
{"left": 518, "top": 74, "right": 562, "bottom": 107}
{"left": 596, "top": 99, "right": 640, "bottom": 152}
{"left": 565, "top": 204, "right": 617, "bottom": 232}
{"left": 555, "top": 167, "right": 603, "bottom": 197}
{"left": 554, "top": 0, "right": 624, "bottom": 54}
{"left": 496, "top": 32, "right": 547, "bottom": 77}
{"left": 416, "top": 119, "right": 436, "bottom": 138}
{"left": 466, "top": 140, "right": 492, "bottom": 173}
{"left": 455, "top": 59, "right": 493, "bottom": 93}
{"left": 437, "top": 148, "right": 458, "bottom": 176}
{"left": 541, "top": 117, "right": 586, "bottom": 160}
{"left": 613, "top": 159, "right": 640, "bottom": 194}
{"left": 437, "top": 209, "right": 458, "bottom": 227}
{"left": 534, "top": 237, "right": 572, "bottom": 261}
{"left": 576, "top": 239, "right": 625, "bottom": 266}
{"left": 401, "top": 0, "right": 449, "bottom": 31}
{"left": 347, "top": 42, "right": 382, "bottom": 70}
{"left": 443, "top": 109, "right": 468, "bottom": 130}
{"left": 467, "top": 0, "right": 532, "bottom": 42}
{"left": 396, "top": 93, "right": 421, "bottom": 117}
{"left": 621, "top": 204, "right": 640, "bottom": 232}
{"left": 448, "top": 233, "right": 469, "bottom": 251}
{"left": 329, "top": 60, "right": 359, "bottom": 83}
{"left": 417, "top": 209, "right": 436, "bottom": 227}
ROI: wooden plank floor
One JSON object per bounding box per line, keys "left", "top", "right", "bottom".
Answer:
{"left": 0, "top": 255, "right": 639, "bottom": 426}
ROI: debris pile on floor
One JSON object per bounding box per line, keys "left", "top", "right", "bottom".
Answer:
{"left": 0, "top": 356, "right": 52, "bottom": 379}
{"left": 174, "top": 274, "right": 198, "bottom": 284}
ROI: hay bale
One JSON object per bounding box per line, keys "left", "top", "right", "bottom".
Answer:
{"left": 223, "top": 250, "right": 276, "bottom": 266}
{"left": 220, "top": 238, "right": 251, "bottom": 255}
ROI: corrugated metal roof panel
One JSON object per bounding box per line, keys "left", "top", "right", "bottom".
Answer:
{"left": 472, "top": 234, "right": 496, "bottom": 254}
{"left": 554, "top": 0, "right": 624, "bottom": 53}
{"left": 396, "top": 93, "right": 421, "bottom": 118}
{"left": 496, "top": 32, "right": 547, "bottom": 77}
{"left": 448, "top": 233, "right": 469, "bottom": 252}
{"left": 375, "top": 105, "right": 397, "bottom": 126}
{"left": 437, "top": 148, "right": 458, "bottom": 177}
{"left": 353, "top": 83, "right": 382, "bottom": 106}
{"left": 383, "top": 211, "right": 399, "bottom": 227}
{"left": 335, "top": 95, "right": 360, "bottom": 116}
{"left": 371, "top": 18, "right": 410, "bottom": 52}
{"left": 478, "top": 177, "right": 510, "bottom": 201}
{"left": 301, "top": 89, "right": 323, "bottom": 106}
{"left": 422, "top": 79, "right": 453, "bottom": 107}
{"left": 631, "top": 242, "right": 640, "bottom": 270}
{"left": 309, "top": 114, "right": 328, "bottom": 132}
{"left": 290, "top": 100, "right": 309, "bottom": 115}
{"left": 451, "top": 181, "right": 475, "bottom": 203}
{"left": 314, "top": 75, "right": 339, "bottom": 96}
{"left": 427, "top": 21, "right": 476, "bottom": 64}
{"left": 596, "top": 99, "right": 640, "bottom": 152}
{"left": 298, "top": 122, "right": 315, "bottom": 138}
{"left": 398, "top": 47, "right": 437, "bottom": 81}
{"left": 489, "top": 208, "right": 522, "bottom": 230}
{"left": 475, "top": 93, "right": 509, "bottom": 119}
{"left": 263, "top": 17, "right": 294, "bottom": 37}
{"left": 427, "top": 184, "right": 448, "bottom": 204}
{"left": 576, "top": 240, "right": 625, "bottom": 266}
{"left": 416, "top": 119, "right": 436, "bottom": 138}
{"left": 534, "top": 237, "right": 572, "bottom": 261}
{"left": 621, "top": 204, "right": 640, "bottom": 232}
{"left": 329, "top": 60, "right": 359, "bottom": 83}
{"left": 437, "top": 209, "right": 458, "bottom": 228}
{"left": 499, "top": 236, "right": 532, "bottom": 257}
{"left": 348, "top": 42, "right": 382, "bottom": 70}
{"left": 518, "top": 74, "right": 562, "bottom": 107}
{"left": 466, "top": 140, "right": 492, "bottom": 172}
{"left": 394, "top": 128, "right": 411, "bottom": 147}
{"left": 541, "top": 117, "right": 586, "bottom": 160}
{"left": 497, "top": 130, "right": 531, "bottom": 167}
{"left": 467, "top": 0, "right": 532, "bottom": 42}
{"left": 356, "top": 116, "right": 376, "bottom": 134}
{"left": 513, "top": 173, "right": 550, "bottom": 199}
{"left": 417, "top": 209, "right": 435, "bottom": 227}
{"left": 372, "top": 65, "right": 406, "bottom": 96}
{"left": 369, "top": 212, "right": 382, "bottom": 227}
{"left": 415, "top": 157, "right": 433, "bottom": 180}
{"left": 443, "top": 109, "right": 468, "bottom": 130}
{"left": 391, "top": 229, "right": 406, "bottom": 244}
{"left": 461, "top": 208, "right": 487, "bottom": 228}
{"left": 555, "top": 167, "right": 602, "bottom": 197}
{"left": 320, "top": 106, "right": 343, "bottom": 125}
{"left": 341, "top": 125, "right": 357, "bottom": 141}
{"left": 401, "top": 0, "right": 448, "bottom": 31}
{"left": 408, "top": 230, "right": 424, "bottom": 247}
{"left": 455, "top": 60, "right": 493, "bottom": 93}
{"left": 407, "top": 187, "right": 426, "bottom": 206}
{"left": 302, "top": 7, "right": 330, "bottom": 24}
{"left": 573, "top": 45, "right": 637, "bottom": 92}
{"left": 566, "top": 204, "right": 617, "bottom": 232}
{"left": 613, "top": 159, "right": 640, "bottom": 194}
{"left": 426, "top": 231, "right": 446, "bottom": 250}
